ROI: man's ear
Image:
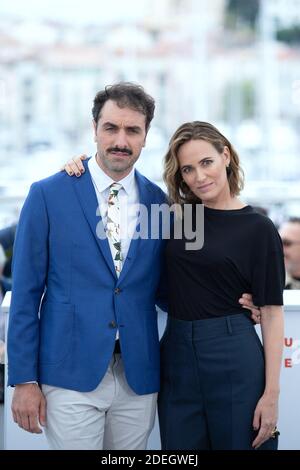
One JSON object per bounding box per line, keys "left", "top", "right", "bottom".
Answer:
{"left": 143, "top": 127, "right": 149, "bottom": 147}
{"left": 92, "top": 120, "right": 97, "bottom": 142}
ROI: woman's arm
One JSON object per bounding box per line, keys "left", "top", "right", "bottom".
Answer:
{"left": 252, "top": 305, "right": 284, "bottom": 449}
{"left": 261, "top": 306, "right": 284, "bottom": 396}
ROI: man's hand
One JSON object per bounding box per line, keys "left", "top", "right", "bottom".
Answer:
{"left": 239, "top": 293, "right": 261, "bottom": 324}
{"left": 11, "top": 383, "right": 46, "bottom": 433}
{"left": 61, "top": 154, "right": 87, "bottom": 177}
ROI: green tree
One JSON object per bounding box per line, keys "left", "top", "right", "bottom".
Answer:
{"left": 226, "top": 0, "right": 260, "bottom": 30}
{"left": 223, "top": 80, "right": 255, "bottom": 122}
{"left": 277, "top": 26, "right": 300, "bottom": 44}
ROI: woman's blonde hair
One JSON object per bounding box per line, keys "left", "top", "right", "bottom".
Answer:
{"left": 163, "top": 121, "right": 244, "bottom": 205}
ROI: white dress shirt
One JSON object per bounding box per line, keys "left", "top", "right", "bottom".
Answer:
{"left": 88, "top": 155, "right": 139, "bottom": 266}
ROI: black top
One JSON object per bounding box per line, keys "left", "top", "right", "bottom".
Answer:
{"left": 166, "top": 205, "right": 285, "bottom": 321}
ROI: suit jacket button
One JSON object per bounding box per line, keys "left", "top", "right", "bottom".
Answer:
{"left": 114, "top": 288, "right": 121, "bottom": 294}
{"left": 109, "top": 321, "right": 117, "bottom": 328}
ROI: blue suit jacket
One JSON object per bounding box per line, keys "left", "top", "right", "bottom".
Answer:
{"left": 8, "top": 161, "right": 168, "bottom": 394}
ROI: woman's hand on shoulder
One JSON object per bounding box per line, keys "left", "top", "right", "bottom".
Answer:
{"left": 60, "top": 154, "right": 87, "bottom": 177}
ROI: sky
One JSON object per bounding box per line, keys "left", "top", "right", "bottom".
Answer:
{"left": 0, "top": 0, "right": 148, "bottom": 24}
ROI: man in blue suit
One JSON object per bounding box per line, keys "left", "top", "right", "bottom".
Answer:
{"left": 7, "top": 83, "right": 168, "bottom": 450}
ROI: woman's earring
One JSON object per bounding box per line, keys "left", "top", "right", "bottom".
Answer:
{"left": 226, "top": 164, "right": 232, "bottom": 176}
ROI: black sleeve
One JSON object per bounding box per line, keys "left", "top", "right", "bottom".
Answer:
{"left": 251, "top": 219, "right": 285, "bottom": 307}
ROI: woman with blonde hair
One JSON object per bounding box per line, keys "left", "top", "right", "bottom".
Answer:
{"left": 62, "top": 119, "right": 284, "bottom": 450}
{"left": 158, "top": 121, "right": 284, "bottom": 450}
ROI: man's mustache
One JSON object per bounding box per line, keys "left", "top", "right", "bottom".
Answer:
{"left": 108, "top": 147, "right": 132, "bottom": 155}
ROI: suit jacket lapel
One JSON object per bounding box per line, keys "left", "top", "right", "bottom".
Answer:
{"left": 72, "top": 160, "right": 117, "bottom": 278}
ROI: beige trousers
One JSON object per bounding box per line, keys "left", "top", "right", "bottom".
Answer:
{"left": 42, "top": 354, "right": 157, "bottom": 450}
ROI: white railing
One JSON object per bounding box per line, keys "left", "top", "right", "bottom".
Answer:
{"left": 2, "top": 291, "right": 300, "bottom": 450}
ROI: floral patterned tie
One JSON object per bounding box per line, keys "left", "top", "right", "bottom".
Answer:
{"left": 107, "top": 182, "right": 123, "bottom": 276}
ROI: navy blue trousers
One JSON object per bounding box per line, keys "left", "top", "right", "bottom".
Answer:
{"left": 158, "top": 313, "right": 278, "bottom": 450}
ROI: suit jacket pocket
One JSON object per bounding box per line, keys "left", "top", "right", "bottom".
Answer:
{"left": 39, "top": 301, "right": 74, "bottom": 365}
